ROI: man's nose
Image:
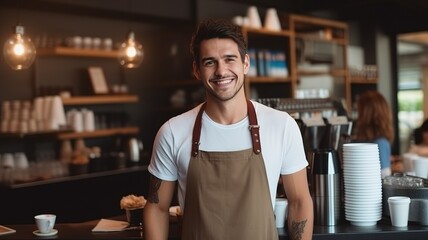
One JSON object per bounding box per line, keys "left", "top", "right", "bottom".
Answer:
{"left": 215, "top": 62, "right": 227, "bottom": 76}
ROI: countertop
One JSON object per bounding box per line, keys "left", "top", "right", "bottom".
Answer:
{"left": 1, "top": 216, "right": 428, "bottom": 239}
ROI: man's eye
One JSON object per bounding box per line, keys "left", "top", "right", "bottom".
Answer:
{"left": 226, "top": 58, "right": 236, "bottom": 63}
{"left": 203, "top": 60, "right": 214, "bottom": 66}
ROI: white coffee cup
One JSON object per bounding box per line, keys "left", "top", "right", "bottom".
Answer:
{"left": 274, "top": 198, "right": 288, "bottom": 228}
{"left": 388, "top": 196, "right": 411, "bottom": 227}
{"left": 264, "top": 8, "right": 282, "bottom": 31}
{"left": 413, "top": 157, "right": 428, "bottom": 178}
{"left": 35, "top": 214, "right": 56, "bottom": 234}
{"left": 402, "top": 152, "right": 417, "bottom": 173}
{"left": 72, "top": 36, "right": 82, "bottom": 48}
{"left": 247, "top": 6, "right": 262, "bottom": 28}
{"left": 1, "top": 153, "right": 14, "bottom": 168}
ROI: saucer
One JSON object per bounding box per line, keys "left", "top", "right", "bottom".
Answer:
{"left": 33, "top": 229, "right": 58, "bottom": 236}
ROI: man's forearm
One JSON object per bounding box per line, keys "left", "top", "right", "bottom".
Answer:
{"left": 287, "top": 202, "right": 313, "bottom": 240}
{"left": 143, "top": 205, "right": 170, "bottom": 240}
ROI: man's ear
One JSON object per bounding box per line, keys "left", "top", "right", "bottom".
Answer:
{"left": 193, "top": 61, "right": 200, "bottom": 80}
{"left": 243, "top": 54, "right": 250, "bottom": 74}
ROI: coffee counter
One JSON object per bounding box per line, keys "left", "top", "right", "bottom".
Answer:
{"left": 1, "top": 216, "right": 428, "bottom": 239}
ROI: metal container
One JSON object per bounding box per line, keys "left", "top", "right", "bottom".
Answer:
{"left": 310, "top": 148, "right": 342, "bottom": 226}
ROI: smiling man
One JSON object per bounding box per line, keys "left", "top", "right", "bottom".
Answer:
{"left": 144, "top": 18, "right": 313, "bottom": 240}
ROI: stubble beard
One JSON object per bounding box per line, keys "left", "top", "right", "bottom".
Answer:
{"left": 206, "top": 78, "right": 244, "bottom": 102}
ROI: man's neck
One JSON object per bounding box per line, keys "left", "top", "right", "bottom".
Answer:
{"left": 204, "top": 97, "right": 248, "bottom": 125}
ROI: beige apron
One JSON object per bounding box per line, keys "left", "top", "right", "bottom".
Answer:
{"left": 181, "top": 100, "right": 278, "bottom": 240}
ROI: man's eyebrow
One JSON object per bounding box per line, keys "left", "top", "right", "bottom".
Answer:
{"left": 201, "top": 57, "right": 215, "bottom": 62}
{"left": 201, "top": 54, "right": 238, "bottom": 63}
{"left": 223, "top": 54, "right": 238, "bottom": 58}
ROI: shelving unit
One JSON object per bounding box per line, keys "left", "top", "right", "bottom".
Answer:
{"left": 241, "top": 14, "right": 364, "bottom": 113}
{"left": 242, "top": 26, "right": 292, "bottom": 99}
{"left": 4, "top": 47, "right": 142, "bottom": 181}
{"left": 289, "top": 14, "right": 350, "bottom": 110}
{"left": 34, "top": 47, "right": 140, "bottom": 139}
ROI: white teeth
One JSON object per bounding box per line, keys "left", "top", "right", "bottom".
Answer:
{"left": 214, "top": 79, "right": 233, "bottom": 85}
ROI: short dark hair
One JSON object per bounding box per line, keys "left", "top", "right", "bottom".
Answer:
{"left": 190, "top": 18, "right": 247, "bottom": 66}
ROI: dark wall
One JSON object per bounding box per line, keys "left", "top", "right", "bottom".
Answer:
{"left": 0, "top": 1, "right": 195, "bottom": 155}
{"left": 0, "top": 0, "right": 196, "bottom": 224}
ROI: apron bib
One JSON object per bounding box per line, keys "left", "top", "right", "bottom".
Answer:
{"left": 181, "top": 100, "right": 277, "bottom": 240}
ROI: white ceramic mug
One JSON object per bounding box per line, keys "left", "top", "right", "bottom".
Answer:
{"left": 413, "top": 157, "right": 428, "bottom": 179}
{"left": 35, "top": 214, "right": 56, "bottom": 234}
{"left": 274, "top": 198, "right": 288, "bottom": 228}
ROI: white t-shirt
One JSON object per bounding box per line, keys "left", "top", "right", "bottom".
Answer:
{"left": 148, "top": 101, "right": 308, "bottom": 211}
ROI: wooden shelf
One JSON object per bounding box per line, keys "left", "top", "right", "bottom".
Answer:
{"left": 58, "top": 127, "right": 139, "bottom": 140}
{"left": 0, "top": 127, "right": 139, "bottom": 140}
{"left": 3, "top": 165, "right": 147, "bottom": 189}
{"left": 294, "top": 34, "right": 347, "bottom": 45}
{"left": 242, "top": 27, "right": 292, "bottom": 37}
{"left": 247, "top": 76, "right": 292, "bottom": 83}
{"left": 0, "top": 129, "right": 73, "bottom": 139}
{"left": 62, "top": 94, "right": 139, "bottom": 105}
{"left": 37, "top": 47, "right": 119, "bottom": 58}
{"left": 350, "top": 77, "right": 378, "bottom": 84}
{"left": 290, "top": 14, "right": 348, "bottom": 29}
{"left": 158, "top": 80, "right": 201, "bottom": 87}
{"left": 297, "top": 68, "right": 348, "bottom": 77}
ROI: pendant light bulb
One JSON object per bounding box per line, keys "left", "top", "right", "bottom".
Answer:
{"left": 3, "top": 25, "right": 36, "bottom": 70}
{"left": 118, "top": 31, "right": 143, "bottom": 68}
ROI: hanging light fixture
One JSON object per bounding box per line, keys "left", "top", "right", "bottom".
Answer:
{"left": 3, "top": 25, "right": 36, "bottom": 70}
{"left": 118, "top": 0, "right": 144, "bottom": 69}
{"left": 118, "top": 31, "right": 144, "bottom": 68}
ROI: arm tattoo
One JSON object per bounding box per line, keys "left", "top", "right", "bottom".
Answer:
{"left": 290, "top": 219, "right": 307, "bottom": 240}
{"left": 147, "top": 174, "right": 162, "bottom": 203}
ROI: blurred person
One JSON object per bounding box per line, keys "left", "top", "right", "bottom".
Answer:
{"left": 409, "top": 119, "right": 428, "bottom": 156}
{"left": 355, "top": 90, "right": 394, "bottom": 178}
{"left": 144, "top": 18, "right": 313, "bottom": 240}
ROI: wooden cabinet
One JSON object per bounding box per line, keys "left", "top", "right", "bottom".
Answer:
{"left": 33, "top": 47, "right": 140, "bottom": 140}
{"left": 242, "top": 13, "right": 377, "bottom": 115}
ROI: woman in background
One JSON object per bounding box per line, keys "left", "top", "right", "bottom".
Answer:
{"left": 409, "top": 119, "right": 428, "bottom": 156}
{"left": 355, "top": 90, "right": 394, "bottom": 178}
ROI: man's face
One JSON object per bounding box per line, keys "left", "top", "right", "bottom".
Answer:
{"left": 193, "top": 38, "right": 249, "bottom": 102}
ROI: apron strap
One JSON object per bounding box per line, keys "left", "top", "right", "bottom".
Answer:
{"left": 192, "top": 102, "right": 207, "bottom": 157}
{"left": 191, "top": 100, "right": 261, "bottom": 157}
{"left": 247, "top": 99, "right": 261, "bottom": 154}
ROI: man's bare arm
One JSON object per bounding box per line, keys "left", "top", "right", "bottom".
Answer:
{"left": 282, "top": 168, "right": 313, "bottom": 240}
{"left": 147, "top": 174, "right": 162, "bottom": 203}
{"left": 143, "top": 173, "right": 176, "bottom": 240}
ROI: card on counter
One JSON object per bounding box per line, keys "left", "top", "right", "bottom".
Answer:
{"left": 0, "top": 225, "right": 16, "bottom": 235}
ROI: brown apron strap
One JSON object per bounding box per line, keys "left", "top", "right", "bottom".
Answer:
{"left": 247, "top": 99, "right": 261, "bottom": 154}
{"left": 191, "top": 100, "right": 261, "bottom": 157}
{"left": 191, "top": 102, "right": 206, "bottom": 157}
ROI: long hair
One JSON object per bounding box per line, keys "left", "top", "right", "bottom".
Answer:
{"left": 356, "top": 90, "right": 394, "bottom": 143}
{"left": 414, "top": 119, "right": 428, "bottom": 144}
{"left": 190, "top": 18, "right": 247, "bottom": 66}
